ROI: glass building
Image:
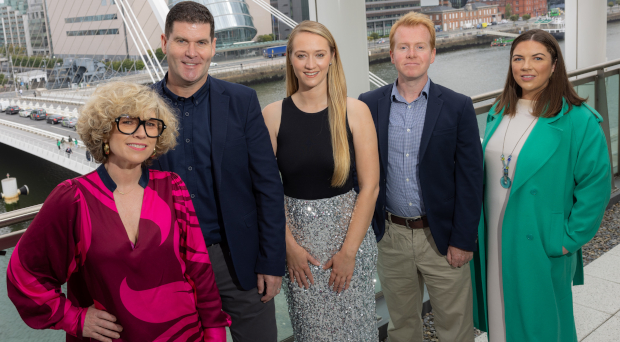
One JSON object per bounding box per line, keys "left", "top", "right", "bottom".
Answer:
{"left": 168, "top": 0, "right": 257, "bottom": 46}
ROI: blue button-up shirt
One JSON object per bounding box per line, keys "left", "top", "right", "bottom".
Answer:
{"left": 158, "top": 75, "right": 221, "bottom": 245}
{"left": 386, "top": 77, "right": 431, "bottom": 218}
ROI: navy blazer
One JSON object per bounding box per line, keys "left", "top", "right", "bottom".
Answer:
{"left": 358, "top": 81, "right": 483, "bottom": 255}
{"left": 151, "top": 77, "right": 286, "bottom": 290}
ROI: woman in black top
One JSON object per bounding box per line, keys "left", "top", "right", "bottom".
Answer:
{"left": 262, "top": 21, "right": 380, "bottom": 341}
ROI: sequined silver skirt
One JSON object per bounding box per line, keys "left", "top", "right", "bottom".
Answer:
{"left": 283, "top": 190, "right": 378, "bottom": 342}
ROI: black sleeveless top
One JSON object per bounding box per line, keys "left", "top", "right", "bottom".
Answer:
{"left": 276, "top": 97, "right": 354, "bottom": 200}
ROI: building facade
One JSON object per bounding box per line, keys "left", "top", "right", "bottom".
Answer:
{"left": 365, "top": 0, "right": 454, "bottom": 36}
{"left": 477, "top": 0, "right": 548, "bottom": 18}
{"left": 270, "top": 0, "right": 309, "bottom": 40}
{"left": 27, "top": 0, "right": 52, "bottom": 55}
{"left": 47, "top": 0, "right": 159, "bottom": 59}
{"left": 424, "top": 2, "right": 499, "bottom": 31}
{"left": 0, "top": 5, "right": 33, "bottom": 56}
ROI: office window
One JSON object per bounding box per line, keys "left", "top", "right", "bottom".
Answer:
{"left": 67, "top": 28, "right": 119, "bottom": 36}
{"left": 101, "top": 0, "right": 106, "bottom": 5}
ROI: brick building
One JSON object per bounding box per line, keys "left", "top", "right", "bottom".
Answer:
{"left": 423, "top": 2, "right": 499, "bottom": 31}
{"left": 477, "top": 0, "right": 548, "bottom": 19}
{"left": 365, "top": 0, "right": 453, "bottom": 36}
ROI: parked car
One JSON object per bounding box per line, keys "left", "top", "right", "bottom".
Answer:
{"left": 210, "top": 62, "right": 217, "bottom": 67}
{"left": 60, "top": 117, "right": 78, "bottom": 130}
{"left": 5, "top": 106, "right": 20, "bottom": 115}
{"left": 30, "top": 109, "right": 47, "bottom": 120}
{"left": 46, "top": 114, "right": 66, "bottom": 124}
{"left": 18, "top": 109, "right": 30, "bottom": 117}
{"left": 500, "top": 19, "right": 508, "bottom": 24}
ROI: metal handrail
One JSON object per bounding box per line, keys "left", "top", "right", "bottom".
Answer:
{"left": 0, "top": 204, "right": 41, "bottom": 250}
{"left": 2, "top": 57, "right": 620, "bottom": 250}
{"left": 470, "top": 58, "right": 620, "bottom": 105}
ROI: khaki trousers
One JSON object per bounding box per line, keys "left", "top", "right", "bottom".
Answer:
{"left": 378, "top": 218, "right": 474, "bottom": 342}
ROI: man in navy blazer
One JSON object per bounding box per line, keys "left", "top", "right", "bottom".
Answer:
{"left": 358, "top": 12, "right": 482, "bottom": 342}
{"left": 150, "top": 3, "right": 285, "bottom": 341}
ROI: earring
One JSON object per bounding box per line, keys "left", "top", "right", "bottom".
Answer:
{"left": 103, "top": 142, "right": 110, "bottom": 155}
{"left": 152, "top": 147, "right": 157, "bottom": 158}
{"left": 329, "top": 62, "right": 332, "bottom": 66}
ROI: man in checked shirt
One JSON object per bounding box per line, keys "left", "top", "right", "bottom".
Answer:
{"left": 359, "top": 12, "right": 483, "bottom": 342}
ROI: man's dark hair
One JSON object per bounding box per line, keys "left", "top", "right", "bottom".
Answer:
{"left": 165, "top": 1, "right": 215, "bottom": 40}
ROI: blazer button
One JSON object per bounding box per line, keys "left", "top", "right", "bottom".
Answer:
{"left": 526, "top": 234, "right": 533, "bottom": 240}
{"left": 530, "top": 189, "right": 538, "bottom": 195}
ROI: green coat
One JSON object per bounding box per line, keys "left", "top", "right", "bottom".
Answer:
{"left": 470, "top": 100, "right": 611, "bottom": 342}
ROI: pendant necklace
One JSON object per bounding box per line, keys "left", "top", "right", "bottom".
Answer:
{"left": 500, "top": 115, "right": 538, "bottom": 189}
{"left": 117, "top": 186, "right": 135, "bottom": 196}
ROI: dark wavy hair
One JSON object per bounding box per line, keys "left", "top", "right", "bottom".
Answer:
{"left": 493, "top": 29, "right": 586, "bottom": 117}
{"left": 165, "top": 1, "right": 214, "bottom": 40}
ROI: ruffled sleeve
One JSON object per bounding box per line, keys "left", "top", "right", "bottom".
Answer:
{"left": 6, "top": 180, "right": 88, "bottom": 338}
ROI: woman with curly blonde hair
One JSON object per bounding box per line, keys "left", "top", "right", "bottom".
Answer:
{"left": 7, "top": 82, "right": 231, "bottom": 342}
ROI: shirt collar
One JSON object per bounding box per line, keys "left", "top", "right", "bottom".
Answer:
{"left": 391, "top": 77, "right": 431, "bottom": 104}
{"left": 97, "top": 164, "right": 149, "bottom": 193}
{"left": 161, "top": 72, "right": 210, "bottom": 105}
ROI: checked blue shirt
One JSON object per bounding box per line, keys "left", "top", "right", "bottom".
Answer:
{"left": 385, "top": 77, "right": 431, "bottom": 218}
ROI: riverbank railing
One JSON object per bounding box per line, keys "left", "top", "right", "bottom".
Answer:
{"left": 1, "top": 57, "right": 620, "bottom": 342}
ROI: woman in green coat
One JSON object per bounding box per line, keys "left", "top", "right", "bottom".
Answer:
{"left": 470, "top": 30, "right": 611, "bottom": 342}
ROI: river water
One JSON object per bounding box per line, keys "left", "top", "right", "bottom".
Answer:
{"left": 1, "top": 21, "right": 619, "bottom": 341}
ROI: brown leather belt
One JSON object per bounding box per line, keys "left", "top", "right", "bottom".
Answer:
{"left": 387, "top": 211, "right": 429, "bottom": 229}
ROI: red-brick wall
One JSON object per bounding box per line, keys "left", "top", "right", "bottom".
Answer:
{"left": 426, "top": 6, "right": 499, "bottom": 31}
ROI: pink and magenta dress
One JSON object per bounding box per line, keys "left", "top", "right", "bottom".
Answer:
{"left": 6, "top": 166, "right": 231, "bottom": 341}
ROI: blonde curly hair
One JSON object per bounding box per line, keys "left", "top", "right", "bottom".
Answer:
{"left": 77, "top": 81, "right": 178, "bottom": 165}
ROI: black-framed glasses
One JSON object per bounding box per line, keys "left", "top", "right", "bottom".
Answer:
{"left": 114, "top": 115, "right": 166, "bottom": 138}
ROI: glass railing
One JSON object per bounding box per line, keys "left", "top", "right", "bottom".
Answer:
{"left": 1, "top": 58, "right": 619, "bottom": 342}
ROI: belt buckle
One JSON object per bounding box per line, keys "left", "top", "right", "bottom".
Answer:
{"left": 405, "top": 216, "right": 423, "bottom": 229}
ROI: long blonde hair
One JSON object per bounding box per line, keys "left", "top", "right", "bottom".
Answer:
{"left": 286, "top": 21, "right": 350, "bottom": 187}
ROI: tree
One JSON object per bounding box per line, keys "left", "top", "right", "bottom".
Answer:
{"left": 256, "top": 34, "right": 275, "bottom": 42}
{"left": 510, "top": 14, "right": 519, "bottom": 22}
{"left": 610, "top": 1, "right": 615, "bottom": 9}
{"left": 522, "top": 14, "right": 531, "bottom": 21}
{"left": 135, "top": 60, "right": 145, "bottom": 70}
{"left": 368, "top": 32, "right": 380, "bottom": 41}
{"left": 505, "top": 3, "right": 512, "bottom": 18}
{"left": 155, "top": 48, "right": 165, "bottom": 62}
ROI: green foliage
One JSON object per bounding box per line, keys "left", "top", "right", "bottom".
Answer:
{"left": 106, "top": 59, "right": 141, "bottom": 72}
{"left": 522, "top": 14, "right": 531, "bottom": 21}
{"left": 610, "top": 1, "right": 615, "bottom": 8}
{"left": 7, "top": 55, "right": 61, "bottom": 69}
{"left": 505, "top": 3, "right": 512, "bottom": 18}
{"left": 122, "top": 59, "right": 134, "bottom": 71}
{"left": 256, "top": 34, "right": 275, "bottom": 42}
{"left": 155, "top": 48, "right": 165, "bottom": 62}
{"left": 510, "top": 14, "right": 519, "bottom": 22}
{"left": 368, "top": 32, "right": 380, "bottom": 40}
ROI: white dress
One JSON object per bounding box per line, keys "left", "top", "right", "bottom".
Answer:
{"left": 484, "top": 99, "right": 538, "bottom": 341}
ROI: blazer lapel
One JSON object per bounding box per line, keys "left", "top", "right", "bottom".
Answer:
{"left": 481, "top": 106, "right": 505, "bottom": 154}
{"left": 210, "top": 78, "right": 229, "bottom": 188}
{"left": 419, "top": 81, "right": 443, "bottom": 162}
{"left": 510, "top": 114, "right": 563, "bottom": 193}
{"left": 377, "top": 86, "right": 392, "bottom": 171}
